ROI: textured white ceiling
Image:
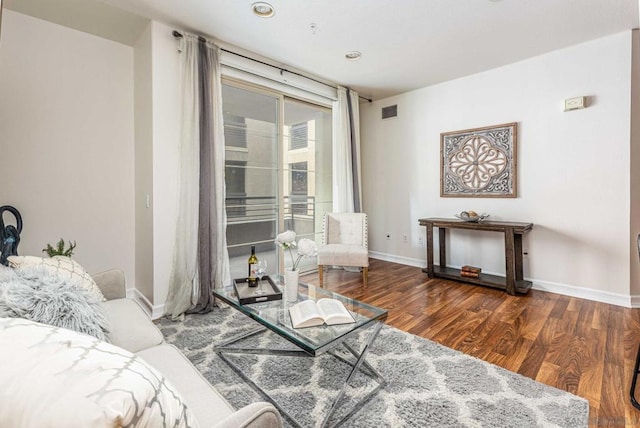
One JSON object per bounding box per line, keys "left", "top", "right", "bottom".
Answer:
{"left": 5, "top": 0, "right": 639, "bottom": 100}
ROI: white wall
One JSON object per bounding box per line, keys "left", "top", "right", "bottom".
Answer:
{"left": 149, "top": 21, "right": 181, "bottom": 315}
{"left": 0, "top": 10, "right": 135, "bottom": 282}
{"left": 134, "top": 22, "right": 154, "bottom": 303}
{"left": 630, "top": 29, "right": 640, "bottom": 300}
{"left": 361, "top": 32, "right": 634, "bottom": 304}
{"left": 130, "top": 20, "right": 181, "bottom": 316}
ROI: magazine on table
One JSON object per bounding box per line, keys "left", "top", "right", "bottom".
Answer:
{"left": 289, "top": 298, "right": 356, "bottom": 328}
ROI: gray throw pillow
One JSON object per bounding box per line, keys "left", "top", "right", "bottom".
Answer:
{"left": 0, "top": 265, "right": 109, "bottom": 341}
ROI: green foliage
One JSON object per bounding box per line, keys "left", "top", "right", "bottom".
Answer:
{"left": 42, "top": 238, "right": 76, "bottom": 258}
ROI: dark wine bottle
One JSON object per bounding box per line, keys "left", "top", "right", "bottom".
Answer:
{"left": 247, "top": 245, "right": 258, "bottom": 287}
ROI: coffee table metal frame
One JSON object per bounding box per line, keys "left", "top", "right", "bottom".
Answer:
{"left": 213, "top": 277, "right": 388, "bottom": 428}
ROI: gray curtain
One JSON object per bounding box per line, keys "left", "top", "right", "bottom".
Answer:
{"left": 190, "top": 36, "right": 231, "bottom": 313}
{"left": 165, "top": 33, "right": 231, "bottom": 320}
{"left": 346, "top": 90, "right": 361, "bottom": 213}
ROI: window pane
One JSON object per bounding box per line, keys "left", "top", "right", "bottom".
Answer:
{"left": 283, "top": 99, "right": 332, "bottom": 272}
{"left": 223, "top": 84, "right": 279, "bottom": 280}
{"left": 222, "top": 84, "right": 332, "bottom": 278}
{"left": 223, "top": 114, "right": 247, "bottom": 148}
{"left": 290, "top": 161, "right": 308, "bottom": 195}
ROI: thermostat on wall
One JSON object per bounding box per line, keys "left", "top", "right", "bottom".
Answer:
{"left": 564, "top": 96, "right": 586, "bottom": 111}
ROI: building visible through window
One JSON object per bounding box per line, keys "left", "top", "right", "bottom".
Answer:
{"left": 290, "top": 161, "right": 308, "bottom": 215}
{"left": 221, "top": 82, "right": 332, "bottom": 278}
{"left": 290, "top": 123, "right": 308, "bottom": 150}
{"left": 223, "top": 113, "right": 247, "bottom": 148}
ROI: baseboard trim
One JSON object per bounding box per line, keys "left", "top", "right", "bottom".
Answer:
{"left": 150, "top": 303, "right": 165, "bottom": 320}
{"left": 129, "top": 288, "right": 165, "bottom": 320}
{"left": 369, "top": 251, "right": 634, "bottom": 308}
{"left": 531, "top": 279, "right": 631, "bottom": 307}
{"left": 369, "top": 251, "right": 425, "bottom": 269}
{"left": 627, "top": 294, "right": 640, "bottom": 308}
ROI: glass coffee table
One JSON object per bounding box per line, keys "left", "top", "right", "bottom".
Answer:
{"left": 213, "top": 276, "right": 388, "bottom": 428}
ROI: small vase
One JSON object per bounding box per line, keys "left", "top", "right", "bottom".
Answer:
{"left": 284, "top": 268, "right": 299, "bottom": 302}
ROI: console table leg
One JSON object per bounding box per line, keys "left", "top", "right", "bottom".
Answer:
{"left": 504, "top": 229, "right": 516, "bottom": 295}
{"left": 514, "top": 234, "right": 524, "bottom": 282}
{"left": 426, "top": 224, "right": 434, "bottom": 278}
{"left": 439, "top": 228, "right": 447, "bottom": 268}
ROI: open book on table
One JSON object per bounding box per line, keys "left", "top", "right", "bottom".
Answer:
{"left": 289, "top": 298, "right": 356, "bottom": 328}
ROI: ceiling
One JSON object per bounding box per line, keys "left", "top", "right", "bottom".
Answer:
{"left": 4, "top": 0, "right": 639, "bottom": 100}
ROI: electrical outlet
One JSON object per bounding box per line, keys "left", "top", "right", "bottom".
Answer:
{"left": 523, "top": 248, "right": 529, "bottom": 256}
{"left": 385, "top": 233, "right": 391, "bottom": 240}
{"left": 403, "top": 234, "right": 408, "bottom": 243}
{"left": 418, "top": 236, "right": 424, "bottom": 246}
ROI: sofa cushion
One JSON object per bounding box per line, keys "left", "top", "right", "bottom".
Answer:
{"left": 0, "top": 317, "right": 198, "bottom": 428}
{"left": 103, "top": 298, "right": 164, "bottom": 353}
{"left": 8, "top": 255, "right": 105, "bottom": 301}
{"left": 91, "top": 269, "right": 126, "bottom": 300}
{"left": 137, "top": 344, "right": 235, "bottom": 427}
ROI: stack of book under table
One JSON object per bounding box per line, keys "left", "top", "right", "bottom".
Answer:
{"left": 460, "top": 265, "right": 481, "bottom": 279}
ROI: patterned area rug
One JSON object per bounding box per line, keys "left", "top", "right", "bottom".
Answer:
{"left": 157, "top": 308, "right": 589, "bottom": 428}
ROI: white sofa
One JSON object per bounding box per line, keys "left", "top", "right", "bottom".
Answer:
{"left": 93, "top": 269, "right": 282, "bottom": 428}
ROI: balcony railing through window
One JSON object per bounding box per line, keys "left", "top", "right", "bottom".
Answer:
{"left": 225, "top": 195, "right": 316, "bottom": 246}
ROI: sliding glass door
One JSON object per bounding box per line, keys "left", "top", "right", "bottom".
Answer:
{"left": 222, "top": 81, "right": 332, "bottom": 279}
{"left": 283, "top": 99, "right": 332, "bottom": 271}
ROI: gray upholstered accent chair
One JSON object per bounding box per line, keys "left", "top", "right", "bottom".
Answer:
{"left": 317, "top": 212, "right": 369, "bottom": 287}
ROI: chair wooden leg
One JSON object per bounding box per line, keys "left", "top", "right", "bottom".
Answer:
{"left": 631, "top": 343, "right": 640, "bottom": 410}
{"left": 363, "top": 267, "right": 368, "bottom": 288}
{"left": 319, "top": 265, "right": 324, "bottom": 288}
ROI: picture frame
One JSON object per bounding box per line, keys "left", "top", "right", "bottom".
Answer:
{"left": 440, "top": 122, "right": 517, "bottom": 198}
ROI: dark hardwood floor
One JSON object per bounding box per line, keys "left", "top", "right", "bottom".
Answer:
{"left": 302, "top": 259, "right": 640, "bottom": 427}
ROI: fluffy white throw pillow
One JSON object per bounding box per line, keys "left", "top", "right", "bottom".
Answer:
{"left": 7, "top": 255, "right": 105, "bottom": 301}
{"left": 0, "top": 317, "right": 199, "bottom": 428}
{"left": 0, "top": 265, "right": 110, "bottom": 341}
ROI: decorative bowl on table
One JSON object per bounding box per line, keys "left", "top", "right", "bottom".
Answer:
{"left": 454, "top": 211, "right": 490, "bottom": 222}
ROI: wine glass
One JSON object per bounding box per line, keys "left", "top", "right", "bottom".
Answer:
{"left": 255, "top": 260, "right": 268, "bottom": 295}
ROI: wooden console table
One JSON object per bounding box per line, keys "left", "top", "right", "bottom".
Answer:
{"left": 418, "top": 218, "right": 533, "bottom": 295}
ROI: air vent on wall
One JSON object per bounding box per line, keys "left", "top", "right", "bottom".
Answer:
{"left": 381, "top": 104, "right": 398, "bottom": 119}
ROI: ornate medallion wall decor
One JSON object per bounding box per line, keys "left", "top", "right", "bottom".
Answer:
{"left": 441, "top": 122, "right": 517, "bottom": 198}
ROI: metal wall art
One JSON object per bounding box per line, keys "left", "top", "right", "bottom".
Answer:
{"left": 440, "top": 122, "right": 517, "bottom": 198}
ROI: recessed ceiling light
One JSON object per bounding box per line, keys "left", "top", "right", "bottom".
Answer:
{"left": 345, "top": 51, "right": 362, "bottom": 61}
{"left": 252, "top": 2, "right": 275, "bottom": 18}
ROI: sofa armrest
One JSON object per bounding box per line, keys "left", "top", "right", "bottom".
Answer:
{"left": 91, "top": 269, "right": 126, "bottom": 300}
{"left": 212, "top": 402, "right": 282, "bottom": 428}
